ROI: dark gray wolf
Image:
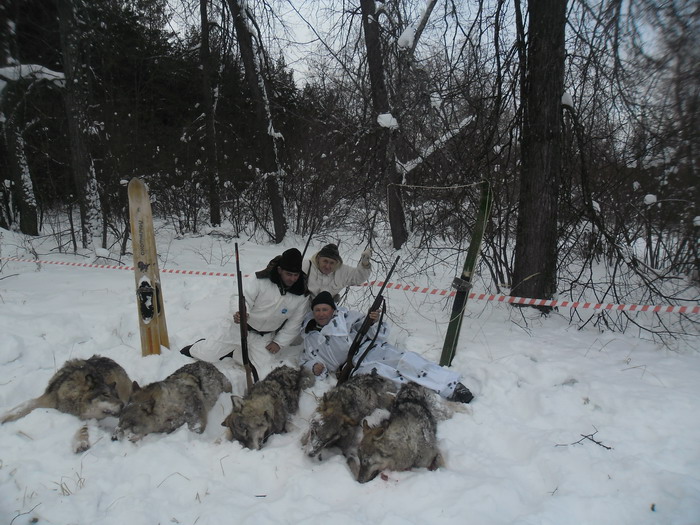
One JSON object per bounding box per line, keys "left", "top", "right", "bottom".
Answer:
{"left": 355, "top": 382, "right": 444, "bottom": 483}
{"left": 222, "top": 365, "right": 302, "bottom": 450}
{"left": 112, "top": 361, "right": 232, "bottom": 442}
{"left": 1, "top": 355, "right": 133, "bottom": 452}
{"left": 301, "top": 371, "right": 397, "bottom": 460}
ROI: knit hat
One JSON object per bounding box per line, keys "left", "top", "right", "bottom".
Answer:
{"left": 317, "top": 243, "right": 342, "bottom": 262}
{"left": 278, "top": 248, "right": 303, "bottom": 273}
{"left": 311, "top": 291, "right": 337, "bottom": 310}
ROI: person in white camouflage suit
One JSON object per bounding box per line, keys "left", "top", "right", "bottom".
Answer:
{"left": 299, "top": 291, "right": 473, "bottom": 403}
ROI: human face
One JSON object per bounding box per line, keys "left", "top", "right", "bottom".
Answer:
{"left": 312, "top": 304, "right": 335, "bottom": 326}
{"left": 278, "top": 267, "right": 301, "bottom": 287}
{"left": 317, "top": 256, "right": 339, "bottom": 275}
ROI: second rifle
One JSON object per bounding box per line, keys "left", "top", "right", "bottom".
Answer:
{"left": 337, "top": 256, "right": 399, "bottom": 384}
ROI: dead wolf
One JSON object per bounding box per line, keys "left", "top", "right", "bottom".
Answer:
{"left": 355, "top": 382, "right": 444, "bottom": 483}
{"left": 112, "top": 361, "right": 232, "bottom": 442}
{"left": 1, "top": 355, "right": 133, "bottom": 452}
{"left": 302, "top": 371, "right": 397, "bottom": 460}
{"left": 222, "top": 365, "right": 302, "bottom": 450}
{"left": 1, "top": 355, "right": 132, "bottom": 422}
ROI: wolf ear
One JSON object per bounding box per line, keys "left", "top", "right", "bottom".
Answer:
{"left": 131, "top": 381, "right": 141, "bottom": 391}
{"left": 231, "top": 395, "right": 245, "bottom": 410}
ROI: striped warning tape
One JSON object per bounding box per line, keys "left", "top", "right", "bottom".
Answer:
{"left": 369, "top": 281, "right": 700, "bottom": 314}
{"left": 2, "top": 256, "right": 698, "bottom": 314}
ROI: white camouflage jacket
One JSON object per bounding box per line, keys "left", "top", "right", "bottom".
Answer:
{"left": 299, "top": 307, "right": 388, "bottom": 378}
{"left": 232, "top": 276, "right": 309, "bottom": 348}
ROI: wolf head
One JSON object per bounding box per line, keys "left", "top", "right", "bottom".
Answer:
{"left": 303, "top": 400, "right": 357, "bottom": 457}
{"left": 356, "top": 421, "right": 392, "bottom": 483}
{"left": 78, "top": 375, "right": 125, "bottom": 420}
{"left": 112, "top": 382, "right": 165, "bottom": 442}
{"left": 222, "top": 395, "right": 275, "bottom": 450}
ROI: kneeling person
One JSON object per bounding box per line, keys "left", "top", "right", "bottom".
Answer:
{"left": 184, "top": 248, "right": 308, "bottom": 369}
{"left": 299, "top": 292, "right": 473, "bottom": 403}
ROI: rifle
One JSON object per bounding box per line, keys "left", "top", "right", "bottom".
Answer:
{"left": 337, "top": 256, "right": 399, "bottom": 384}
{"left": 301, "top": 226, "right": 315, "bottom": 259}
{"left": 235, "top": 243, "right": 259, "bottom": 390}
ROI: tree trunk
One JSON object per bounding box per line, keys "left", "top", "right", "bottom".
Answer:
{"left": 511, "top": 0, "right": 567, "bottom": 303}
{"left": 227, "top": 0, "right": 287, "bottom": 243}
{"left": 5, "top": 120, "right": 39, "bottom": 235}
{"left": 200, "top": 0, "right": 221, "bottom": 227}
{"left": 360, "top": 0, "right": 408, "bottom": 250}
{"left": 0, "top": 136, "right": 10, "bottom": 229}
{"left": 57, "top": 0, "right": 102, "bottom": 249}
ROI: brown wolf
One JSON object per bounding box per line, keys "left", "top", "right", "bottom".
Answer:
{"left": 222, "top": 365, "right": 302, "bottom": 450}
{"left": 355, "top": 382, "right": 444, "bottom": 483}
{"left": 1, "top": 355, "right": 133, "bottom": 452}
{"left": 113, "top": 361, "right": 232, "bottom": 442}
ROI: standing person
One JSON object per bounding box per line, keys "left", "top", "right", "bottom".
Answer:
{"left": 305, "top": 243, "right": 372, "bottom": 301}
{"left": 299, "top": 291, "right": 474, "bottom": 403}
{"left": 182, "top": 248, "right": 309, "bottom": 369}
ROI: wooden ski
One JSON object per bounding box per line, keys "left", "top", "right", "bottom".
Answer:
{"left": 439, "top": 180, "right": 493, "bottom": 367}
{"left": 128, "top": 177, "right": 169, "bottom": 355}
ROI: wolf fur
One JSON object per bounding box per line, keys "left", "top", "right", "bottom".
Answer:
{"left": 1, "top": 355, "right": 132, "bottom": 423}
{"left": 222, "top": 365, "right": 302, "bottom": 450}
{"left": 1, "top": 355, "right": 133, "bottom": 453}
{"left": 113, "top": 361, "right": 232, "bottom": 442}
{"left": 355, "top": 382, "right": 444, "bottom": 483}
{"left": 301, "top": 371, "right": 397, "bottom": 460}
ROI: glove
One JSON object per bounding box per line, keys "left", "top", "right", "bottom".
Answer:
{"left": 360, "top": 248, "right": 372, "bottom": 268}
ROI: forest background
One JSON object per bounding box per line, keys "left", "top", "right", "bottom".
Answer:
{"left": 0, "top": 0, "right": 698, "bottom": 346}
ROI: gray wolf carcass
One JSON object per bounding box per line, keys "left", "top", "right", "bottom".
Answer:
{"left": 1, "top": 355, "right": 133, "bottom": 452}
{"left": 113, "top": 361, "right": 231, "bottom": 442}
{"left": 302, "top": 371, "right": 397, "bottom": 460}
{"left": 356, "top": 382, "right": 444, "bottom": 483}
{"left": 222, "top": 365, "right": 302, "bottom": 450}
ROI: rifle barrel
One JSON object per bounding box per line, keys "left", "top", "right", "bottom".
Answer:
{"left": 337, "top": 256, "right": 399, "bottom": 383}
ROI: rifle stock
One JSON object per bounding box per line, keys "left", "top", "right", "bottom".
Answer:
{"left": 235, "top": 243, "right": 259, "bottom": 390}
{"left": 337, "top": 256, "right": 399, "bottom": 383}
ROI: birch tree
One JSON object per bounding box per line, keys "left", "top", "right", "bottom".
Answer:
{"left": 0, "top": 5, "right": 40, "bottom": 235}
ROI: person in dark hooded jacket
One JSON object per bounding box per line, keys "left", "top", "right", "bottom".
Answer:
{"left": 183, "top": 248, "right": 308, "bottom": 367}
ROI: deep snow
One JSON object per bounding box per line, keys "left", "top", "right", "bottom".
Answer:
{"left": 0, "top": 224, "right": 698, "bottom": 525}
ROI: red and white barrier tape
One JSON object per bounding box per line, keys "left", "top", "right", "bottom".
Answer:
{"left": 2, "top": 256, "right": 698, "bottom": 315}
{"left": 366, "top": 281, "right": 700, "bottom": 314}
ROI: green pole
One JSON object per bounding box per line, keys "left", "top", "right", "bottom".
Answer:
{"left": 440, "top": 180, "right": 493, "bottom": 366}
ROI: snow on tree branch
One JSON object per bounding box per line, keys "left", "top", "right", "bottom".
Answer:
{"left": 0, "top": 65, "right": 64, "bottom": 98}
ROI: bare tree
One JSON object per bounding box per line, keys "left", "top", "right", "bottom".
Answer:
{"left": 57, "top": 0, "right": 103, "bottom": 249}
{"left": 511, "top": 0, "right": 567, "bottom": 304}
{"left": 0, "top": 4, "right": 38, "bottom": 235}
{"left": 359, "top": 0, "right": 408, "bottom": 249}
{"left": 226, "top": 0, "right": 287, "bottom": 243}
{"left": 200, "top": 0, "right": 222, "bottom": 226}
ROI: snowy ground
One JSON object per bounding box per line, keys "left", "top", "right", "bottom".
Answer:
{"left": 0, "top": 224, "right": 698, "bottom": 525}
